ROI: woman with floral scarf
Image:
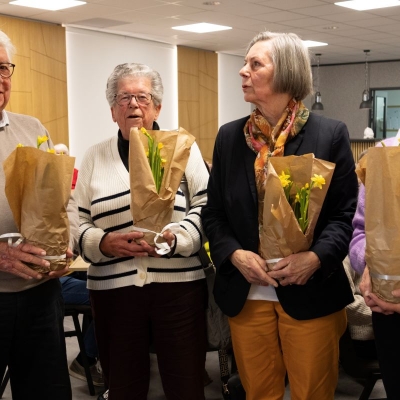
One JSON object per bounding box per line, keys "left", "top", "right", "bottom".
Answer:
{"left": 202, "top": 31, "right": 358, "bottom": 400}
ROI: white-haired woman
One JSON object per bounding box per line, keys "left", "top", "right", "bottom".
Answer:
{"left": 74, "top": 63, "right": 208, "bottom": 399}
{"left": 202, "top": 32, "right": 358, "bottom": 400}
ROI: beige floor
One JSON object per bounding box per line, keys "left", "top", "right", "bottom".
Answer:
{"left": 1, "top": 315, "right": 387, "bottom": 399}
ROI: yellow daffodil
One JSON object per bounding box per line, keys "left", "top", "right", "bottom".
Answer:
{"left": 16, "top": 143, "right": 24, "bottom": 148}
{"left": 280, "top": 169, "right": 326, "bottom": 233}
{"left": 47, "top": 148, "right": 56, "bottom": 154}
{"left": 311, "top": 174, "right": 325, "bottom": 189}
{"left": 279, "top": 169, "right": 293, "bottom": 204}
{"left": 37, "top": 135, "right": 49, "bottom": 148}
{"left": 278, "top": 171, "right": 291, "bottom": 188}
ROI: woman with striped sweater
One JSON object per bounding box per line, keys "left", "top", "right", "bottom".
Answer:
{"left": 74, "top": 63, "right": 209, "bottom": 400}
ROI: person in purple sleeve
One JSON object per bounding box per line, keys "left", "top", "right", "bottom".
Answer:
{"left": 349, "top": 133, "right": 400, "bottom": 400}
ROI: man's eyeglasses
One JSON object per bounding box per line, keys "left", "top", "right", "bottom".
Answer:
{"left": 0, "top": 63, "right": 15, "bottom": 78}
{"left": 114, "top": 93, "right": 153, "bottom": 106}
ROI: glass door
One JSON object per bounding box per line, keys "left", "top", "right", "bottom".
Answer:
{"left": 374, "top": 96, "right": 386, "bottom": 139}
{"left": 370, "top": 88, "right": 400, "bottom": 138}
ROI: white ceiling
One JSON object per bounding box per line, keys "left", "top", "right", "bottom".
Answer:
{"left": 2, "top": 0, "right": 400, "bottom": 65}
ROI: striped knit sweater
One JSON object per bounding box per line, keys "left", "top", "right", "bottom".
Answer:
{"left": 74, "top": 135, "right": 209, "bottom": 290}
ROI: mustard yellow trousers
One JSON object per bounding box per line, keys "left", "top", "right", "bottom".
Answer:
{"left": 229, "top": 300, "right": 346, "bottom": 400}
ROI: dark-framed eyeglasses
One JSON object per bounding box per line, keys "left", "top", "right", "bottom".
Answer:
{"left": 114, "top": 93, "right": 153, "bottom": 106}
{"left": 0, "top": 63, "right": 15, "bottom": 78}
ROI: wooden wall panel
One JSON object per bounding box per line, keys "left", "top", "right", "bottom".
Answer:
{"left": 0, "top": 15, "right": 68, "bottom": 146}
{"left": 178, "top": 46, "right": 218, "bottom": 163}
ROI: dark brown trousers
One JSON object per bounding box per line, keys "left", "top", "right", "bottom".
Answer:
{"left": 90, "top": 279, "right": 207, "bottom": 400}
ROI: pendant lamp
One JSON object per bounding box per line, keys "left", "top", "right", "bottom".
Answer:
{"left": 360, "top": 50, "right": 373, "bottom": 109}
{"left": 312, "top": 54, "right": 324, "bottom": 111}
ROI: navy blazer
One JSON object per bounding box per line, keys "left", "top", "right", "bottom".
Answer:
{"left": 202, "top": 112, "right": 358, "bottom": 320}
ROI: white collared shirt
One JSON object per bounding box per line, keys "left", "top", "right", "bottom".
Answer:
{"left": 0, "top": 110, "right": 10, "bottom": 128}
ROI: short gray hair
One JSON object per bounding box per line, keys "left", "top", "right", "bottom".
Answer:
{"left": 246, "top": 31, "right": 313, "bottom": 101}
{"left": 0, "top": 30, "right": 16, "bottom": 61}
{"left": 105, "top": 63, "right": 163, "bottom": 107}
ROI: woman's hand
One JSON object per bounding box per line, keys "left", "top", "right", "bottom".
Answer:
{"left": 360, "top": 266, "right": 400, "bottom": 315}
{"left": 136, "top": 229, "right": 176, "bottom": 257}
{"left": 100, "top": 231, "right": 150, "bottom": 257}
{"left": 230, "top": 249, "right": 278, "bottom": 287}
{"left": 0, "top": 241, "right": 49, "bottom": 280}
{"left": 267, "top": 251, "right": 321, "bottom": 286}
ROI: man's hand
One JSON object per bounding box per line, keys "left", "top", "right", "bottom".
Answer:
{"left": 0, "top": 241, "right": 49, "bottom": 280}
{"left": 47, "top": 248, "right": 74, "bottom": 279}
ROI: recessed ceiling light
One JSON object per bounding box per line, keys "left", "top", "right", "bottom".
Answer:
{"left": 335, "top": 0, "right": 400, "bottom": 11}
{"left": 9, "top": 0, "right": 86, "bottom": 11}
{"left": 323, "top": 26, "right": 339, "bottom": 30}
{"left": 302, "top": 40, "right": 328, "bottom": 48}
{"left": 172, "top": 23, "right": 231, "bottom": 33}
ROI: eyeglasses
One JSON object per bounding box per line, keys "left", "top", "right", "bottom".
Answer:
{"left": 0, "top": 63, "right": 15, "bottom": 78}
{"left": 114, "top": 93, "right": 153, "bottom": 106}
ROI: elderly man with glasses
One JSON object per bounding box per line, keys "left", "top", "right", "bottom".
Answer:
{"left": 0, "top": 30, "right": 78, "bottom": 400}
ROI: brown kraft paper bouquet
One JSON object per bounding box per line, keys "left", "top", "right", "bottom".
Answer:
{"left": 3, "top": 146, "right": 75, "bottom": 273}
{"left": 259, "top": 153, "right": 335, "bottom": 267}
{"left": 129, "top": 127, "right": 195, "bottom": 248}
{"left": 356, "top": 146, "right": 400, "bottom": 303}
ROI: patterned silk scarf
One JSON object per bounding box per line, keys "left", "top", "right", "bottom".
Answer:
{"left": 243, "top": 98, "right": 309, "bottom": 224}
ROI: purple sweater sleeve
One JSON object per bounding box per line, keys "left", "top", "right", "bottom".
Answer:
{"left": 349, "top": 184, "right": 366, "bottom": 274}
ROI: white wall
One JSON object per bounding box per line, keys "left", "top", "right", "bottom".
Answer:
{"left": 66, "top": 27, "right": 178, "bottom": 168}
{"left": 218, "top": 53, "right": 251, "bottom": 128}
{"left": 66, "top": 28, "right": 400, "bottom": 166}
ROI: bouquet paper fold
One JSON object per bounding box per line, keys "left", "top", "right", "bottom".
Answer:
{"left": 129, "top": 127, "right": 195, "bottom": 245}
{"left": 356, "top": 147, "right": 400, "bottom": 303}
{"left": 3, "top": 147, "right": 75, "bottom": 272}
{"left": 259, "top": 153, "right": 335, "bottom": 264}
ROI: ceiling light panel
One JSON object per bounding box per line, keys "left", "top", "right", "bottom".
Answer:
{"left": 9, "top": 0, "right": 86, "bottom": 11}
{"left": 172, "top": 23, "right": 232, "bottom": 33}
{"left": 335, "top": 1, "right": 400, "bottom": 11}
{"left": 302, "top": 40, "right": 328, "bottom": 48}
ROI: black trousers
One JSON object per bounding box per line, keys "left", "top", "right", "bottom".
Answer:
{"left": 0, "top": 279, "right": 72, "bottom": 400}
{"left": 90, "top": 280, "right": 207, "bottom": 400}
{"left": 372, "top": 311, "right": 400, "bottom": 400}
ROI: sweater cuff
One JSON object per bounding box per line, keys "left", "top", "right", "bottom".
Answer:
{"left": 82, "top": 227, "right": 113, "bottom": 262}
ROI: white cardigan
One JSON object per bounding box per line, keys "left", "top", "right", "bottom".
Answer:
{"left": 74, "top": 135, "right": 208, "bottom": 291}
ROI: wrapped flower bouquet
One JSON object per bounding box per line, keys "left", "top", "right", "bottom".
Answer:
{"left": 3, "top": 140, "right": 75, "bottom": 272}
{"left": 129, "top": 127, "right": 195, "bottom": 248}
{"left": 259, "top": 153, "right": 335, "bottom": 266}
{"left": 356, "top": 145, "right": 400, "bottom": 303}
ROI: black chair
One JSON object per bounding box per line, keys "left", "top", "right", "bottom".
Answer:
{"left": 339, "top": 326, "right": 386, "bottom": 400}
{"left": 0, "top": 367, "right": 9, "bottom": 399}
{"left": 64, "top": 304, "right": 96, "bottom": 396}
